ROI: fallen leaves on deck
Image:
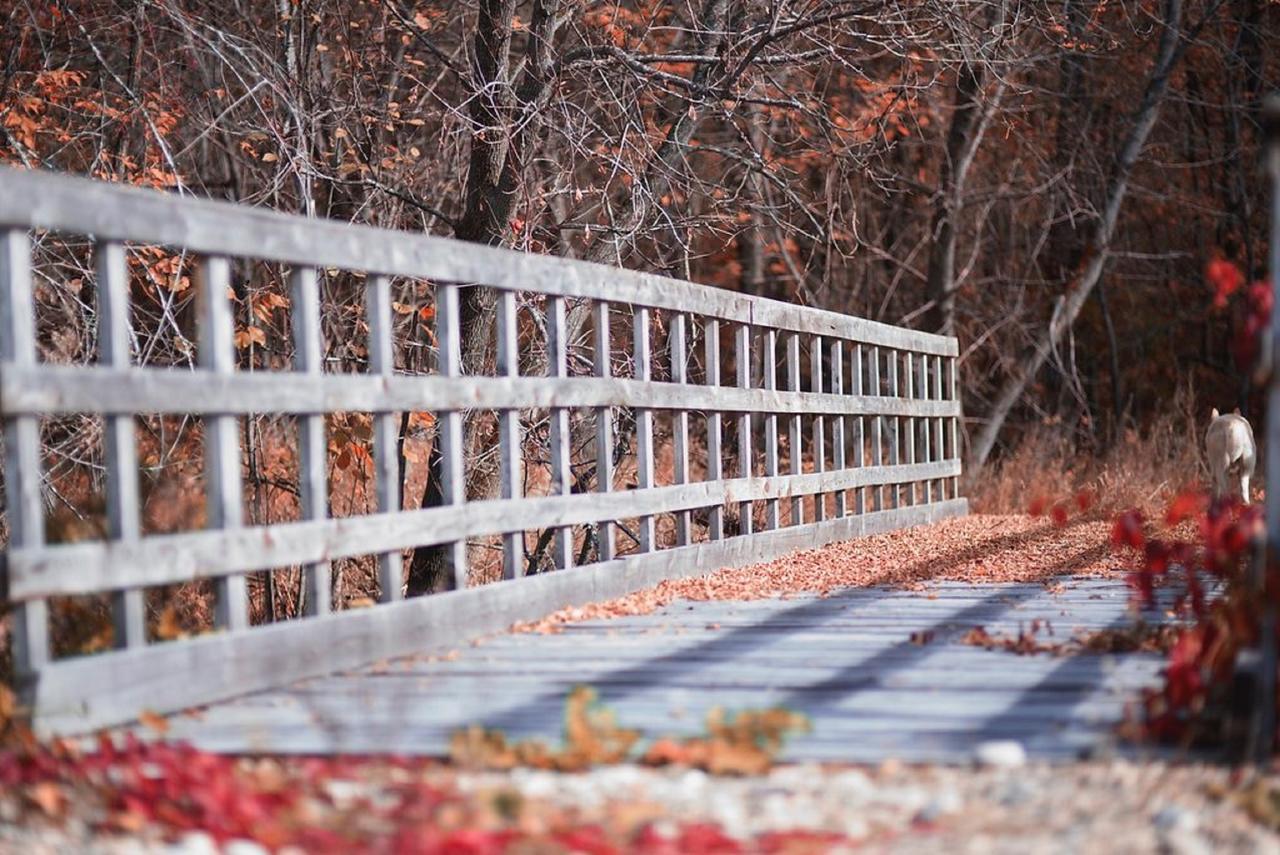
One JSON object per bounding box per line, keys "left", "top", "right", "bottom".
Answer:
{"left": 450, "top": 686, "right": 809, "bottom": 777}
{"left": 516, "top": 514, "right": 1129, "bottom": 634}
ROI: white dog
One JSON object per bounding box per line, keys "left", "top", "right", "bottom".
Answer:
{"left": 1205, "top": 408, "right": 1256, "bottom": 502}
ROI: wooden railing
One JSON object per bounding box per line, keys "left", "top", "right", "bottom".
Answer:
{"left": 0, "top": 167, "right": 965, "bottom": 735}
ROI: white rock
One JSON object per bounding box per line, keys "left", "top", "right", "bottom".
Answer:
{"left": 829, "top": 769, "right": 874, "bottom": 802}
{"left": 166, "top": 832, "right": 219, "bottom": 855}
{"left": 973, "top": 740, "right": 1027, "bottom": 768}
{"left": 223, "top": 841, "right": 269, "bottom": 855}
{"left": 916, "top": 788, "right": 963, "bottom": 823}
{"left": 1152, "top": 805, "right": 1198, "bottom": 834}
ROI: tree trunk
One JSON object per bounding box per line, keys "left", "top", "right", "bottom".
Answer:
{"left": 969, "top": 0, "right": 1186, "bottom": 470}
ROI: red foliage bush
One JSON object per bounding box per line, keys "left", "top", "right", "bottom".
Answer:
{"left": 1112, "top": 491, "right": 1269, "bottom": 747}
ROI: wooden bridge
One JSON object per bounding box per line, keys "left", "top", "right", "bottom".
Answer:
{"left": 0, "top": 167, "right": 1171, "bottom": 761}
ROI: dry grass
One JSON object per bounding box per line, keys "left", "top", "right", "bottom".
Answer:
{"left": 967, "top": 387, "right": 1221, "bottom": 517}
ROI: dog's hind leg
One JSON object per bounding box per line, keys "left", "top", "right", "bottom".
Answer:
{"left": 1210, "top": 457, "right": 1230, "bottom": 500}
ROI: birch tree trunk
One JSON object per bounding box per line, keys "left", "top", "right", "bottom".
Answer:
{"left": 969, "top": 0, "right": 1186, "bottom": 470}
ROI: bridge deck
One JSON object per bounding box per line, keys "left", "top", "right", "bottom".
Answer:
{"left": 139, "top": 576, "right": 1168, "bottom": 763}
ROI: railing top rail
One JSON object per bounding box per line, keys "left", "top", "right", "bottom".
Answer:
{"left": 0, "top": 166, "right": 957, "bottom": 357}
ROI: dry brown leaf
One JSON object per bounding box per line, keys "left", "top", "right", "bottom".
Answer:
{"left": 138, "top": 709, "right": 170, "bottom": 735}
{"left": 26, "top": 782, "right": 65, "bottom": 817}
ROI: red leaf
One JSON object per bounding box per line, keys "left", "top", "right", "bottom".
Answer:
{"left": 1111, "top": 510, "right": 1145, "bottom": 550}
{"left": 1208, "top": 257, "right": 1245, "bottom": 309}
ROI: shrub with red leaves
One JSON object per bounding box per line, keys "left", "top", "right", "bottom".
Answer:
{"left": 1112, "top": 491, "right": 1272, "bottom": 747}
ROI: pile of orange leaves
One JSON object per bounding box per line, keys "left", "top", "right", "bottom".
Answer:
{"left": 450, "top": 685, "right": 811, "bottom": 777}
{"left": 1111, "top": 491, "right": 1270, "bottom": 746}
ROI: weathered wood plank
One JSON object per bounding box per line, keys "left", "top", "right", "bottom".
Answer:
{"left": 0, "top": 167, "right": 958, "bottom": 356}
{"left": 97, "top": 241, "right": 146, "bottom": 648}
{"left": 593, "top": 300, "right": 615, "bottom": 562}
{"left": 704, "top": 318, "right": 724, "bottom": 540}
{"left": 436, "top": 282, "right": 467, "bottom": 589}
{"left": 735, "top": 323, "right": 753, "bottom": 534}
{"left": 2, "top": 363, "right": 965, "bottom": 420}
{"left": 291, "top": 265, "right": 332, "bottom": 615}
{"left": 32, "top": 500, "right": 966, "bottom": 735}
{"left": 9, "top": 469, "right": 965, "bottom": 597}
{"left": 196, "top": 255, "right": 248, "bottom": 631}
{"left": 634, "top": 307, "right": 655, "bottom": 552}
{"left": 498, "top": 290, "right": 524, "bottom": 578}
{"left": 547, "top": 295, "right": 573, "bottom": 570}
{"left": 1, "top": 227, "right": 49, "bottom": 677}
{"left": 367, "top": 274, "right": 403, "bottom": 602}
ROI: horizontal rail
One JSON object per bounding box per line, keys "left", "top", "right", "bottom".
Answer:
{"left": 1, "top": 364, "right": 962, "bottom": 419}
{"left": 0, "top": 166, "right": 956, "bottom": 356}
{"left": 8, "top": 460, "right": 961, "bottom": 599}
{"left": 28, "top": 498, "right": 968, "bottom": 736}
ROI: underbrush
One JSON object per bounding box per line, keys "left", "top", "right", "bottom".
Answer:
{"left": 968, "top": 388, "right": 1238, "bottom": 517}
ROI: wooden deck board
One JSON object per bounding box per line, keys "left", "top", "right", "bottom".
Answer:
{"left": 135, "top": 575, "right": 1177, "bottom": 763}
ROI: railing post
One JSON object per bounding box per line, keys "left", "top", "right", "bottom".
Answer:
{"left": 870, "top": 345, "right": 883, "bottom": 510}
{"left": 593, "top": 300, "right": 615, "bottom": 561}
{"left": 905, "top": 352, "right": 917, "bottom": 506}
{"left": 671, "top": 312, "right": 691, "bottom": 545}
{"left": 1, "top": 228, "right": 50, "bottom": 677}
{"left": 634, "top": 306, "right": 655, "bottom": 551}
{"left": 831, "top": 339, "right": 847, "bottom": 517}
{"left": 811, "top": 335, "right": 826, "bottom": 522}
{"left": 548, "top": 295, "right": 573, "bottom": 569}
{"left": 198, "top": 255, "right": 249, "bottom": 630}
{"left": 763, "top": 328, "right": 780, "bottom": 530}
{"left": 736, "top": 323, "right": 754, "bottom": 534}
{"left": 499, "top": 290, "right": 525, "bottom": 577}
{"left": 98, "top": 241, "right": 147, "bottom": 646}
{"left": 933, "top": 354, "right": 945, "bottom": 501}
{"left": 705, "top": 318, "right": 724, "bottom": 540}
{"left": 436, "top": 282, "right": 468, "bottom": 588}
{"left": 852, "top": 343, "right": 865, "bottom": 514}
{"left": 293, "top": 266, "right": 332, "bottom": 614}
{"left": 786, "top": 332, "right": 803, "bottom": 525}
{"left": 368, "top": 275, "right": 403, "bottom": 602}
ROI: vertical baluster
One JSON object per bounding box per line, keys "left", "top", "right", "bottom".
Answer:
{"left": 852, "top": 343, "right": 865, "bottom": 514}
{"left": 367, "top": 275, "right": 403, "bottom": 601}
{"left": 831, "top": 339, "right": 847, "bottom": 517}
{"left": 498, "top": 290, "right": 524, "bottom": 577}
{"left": 593, "top": 300, "right": 615, "bottom": 561}
{"left": 905, "top": 352, "right": 916, "bottom": 506}
{"left": 870, "top": 345, "right": 883, "bottom": 511}
{"left": 921, "top": 353, "right": 934, "bottom": 505}
{"left": 436, "top": 282, "right": 468, "bottom": 588}
{"left": 548, "top": 295, "right": 573, "bottom": 569}
{"left": 949, "top": 355, "right": 960, "bottom": 498}
{"left": 292, "top": 265, "right": 331, "bottom": 614}
{"left": 786, "top": 332, "right": 803, "bottom": 525}
{"left": 1, "top": 228, "right": 49, "bottom": 674}
{"left": 634, "top": 307, "right": 655, "bottom": 551}
{"left": 763, "top": 328, "right": 780, "bottom": 530}
{"left": 888, "top": 349, "right": 900, "bottom": 507}
{"left": 705, "top": 318, "right": 724, "bottom": 540}
{"left": 198, "top": 256, "right": 248, "bottom": 630}
{"left": 97, "top": 241, "right": 146, "bottom": 646}
{"left": 735, "top": 324, "right": 753, "bottom": 535}
{"left": 934, "top": 354, "right": 945, "bottom": 500}
{"left": 811, "top": 335, "right": 826, "bottom": 523}
{"left": 670, "top": 312, "right": 691, "bottom": 545}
